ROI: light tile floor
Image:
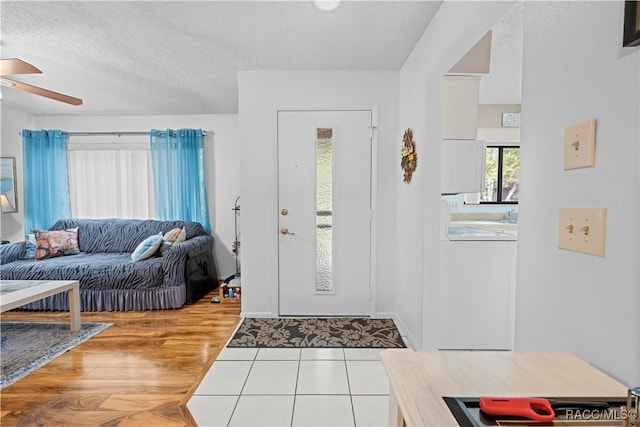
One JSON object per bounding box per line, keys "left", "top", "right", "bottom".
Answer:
{"left": 188, "top": 345, "right": 406, "bottom": 427}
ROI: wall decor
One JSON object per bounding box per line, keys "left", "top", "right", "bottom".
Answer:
{"left": 401, "top": 128, "right": 417, "bottom": 183}
{"left": 623, "top": 0, "right": 640, "bottom": 47}
{"left": 0, "top": 157, "right": 18, "bottom": 212}
{"left": 501, "top": 112, "right": 521, "bottom": 128}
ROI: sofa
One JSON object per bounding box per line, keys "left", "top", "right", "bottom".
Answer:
{"left": 0, "top": 218, "right": 218, "bottom": 311}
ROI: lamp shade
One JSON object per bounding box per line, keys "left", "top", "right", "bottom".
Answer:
{"left": 0, "top": 193, "right": 15, "bottom": 212}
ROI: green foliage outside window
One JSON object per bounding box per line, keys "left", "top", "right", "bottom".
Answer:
{"left": 481, "top": 146, "right": 519, "bottom": 203}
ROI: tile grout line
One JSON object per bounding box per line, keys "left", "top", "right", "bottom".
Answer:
{"left": 225, "top": 349, "right": 258, "bottom": 426}
{"left": 290, "top": 349, "right": 303, "bottom": 427}
{"left": 343, "top": 350, "right": 358, "bottom": 427}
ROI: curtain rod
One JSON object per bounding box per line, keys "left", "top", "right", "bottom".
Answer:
{"left": 19, "top": 130, "right": 207, "bottom": 137}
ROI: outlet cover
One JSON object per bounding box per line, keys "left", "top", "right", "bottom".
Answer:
{"left": 558, "top": 207, "right": 607, "bottom": 257}
{"left": 563, "top": 119, "right": 596, "bottom": 170}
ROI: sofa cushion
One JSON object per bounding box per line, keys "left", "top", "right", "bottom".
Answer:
{"left": 0, "top": 253, "right": 165, "bottom": 291}
{"left": 131, "top": 233, "right": 163, "bottom": 262}
{"left": 164, "top": 227, "right": 186, "bottom": 244}
{"left": 34, "top": 228, "right": 80, "bottom": 260}
{"left": 50, "top": 219, "right": 209, "bottom": 254}
{"left": 160, "top": 226, "right": 186, "bottom": 253}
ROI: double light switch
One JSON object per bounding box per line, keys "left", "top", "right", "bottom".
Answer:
{"left": 558, "top": 207, "right": 607, "bottom": 257}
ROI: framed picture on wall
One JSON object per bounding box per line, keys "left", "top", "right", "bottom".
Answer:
{"left": 623, "top": 0, "right": 640, "bottom": 47}
{"left": 0, "top": 157, "right": 18, "bottom": 212}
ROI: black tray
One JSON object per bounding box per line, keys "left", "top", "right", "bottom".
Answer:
{"left": 443, "top": 396, "right": 628, "bottom": 426}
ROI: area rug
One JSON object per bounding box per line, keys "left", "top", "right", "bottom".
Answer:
{"left": 227, "top": 317, "right": 406, "bottom": 348}
{"left": 1, "top": 322, "right": 112, "bottom": 389}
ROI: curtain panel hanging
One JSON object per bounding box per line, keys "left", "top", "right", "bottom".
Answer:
{"left": 68, "top": 149, "right": 154, "bottom": 219}
{"left": 150, "top": 129, "right": 211, "bottom": 232}
{"left": 22, "top": 129, "right": 72, "bottom": 232}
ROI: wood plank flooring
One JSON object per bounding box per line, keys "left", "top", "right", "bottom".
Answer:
{"left": 0, "top": 291, "right": 241, "bottom": 426}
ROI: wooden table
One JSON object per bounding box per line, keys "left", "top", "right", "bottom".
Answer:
{"left": 0, "top": 280, "right": 81, "bottom": 331}
{"left": 381, "top": 349, "right": 628, "bottom": 426}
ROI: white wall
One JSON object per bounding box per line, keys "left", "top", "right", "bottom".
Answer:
{"left": 515, "top": 2, "right": 639, "bottom": 385}
{"left": 237, "top": 70, "right": 399, "bottom": 317}
{"left": 0, "top": 107, "right": 34, "bottom": 242}
{"left": 0, "top": 113, "right": 239, "bottom": 279}
{"left": 396, "top": 1, "right": 515, "bottom": 349}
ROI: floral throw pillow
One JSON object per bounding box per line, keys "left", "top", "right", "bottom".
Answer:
{"left": 34, "top": 228, "right": 80, "bottom": 260}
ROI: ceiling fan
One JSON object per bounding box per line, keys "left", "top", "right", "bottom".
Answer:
{"left": 0, "top": 58, "right": 83, "bottom": 106}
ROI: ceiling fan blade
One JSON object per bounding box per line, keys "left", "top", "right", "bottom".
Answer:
{"left": 2, "top": 77, "right": 83, "bottom": 106}
{"left": 0, "top": 58, "right": 42, "bottom": 76}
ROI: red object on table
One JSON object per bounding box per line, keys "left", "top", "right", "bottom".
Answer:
{"left": 479, "top": 397, "right": 555, "bottom": 422}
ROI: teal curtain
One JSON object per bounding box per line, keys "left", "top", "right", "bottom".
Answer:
{"left": 22, "top": 129, "right": 71, "bottom": 232}
{"left": 150, "top": 129, "right": 211, "bottom": 232}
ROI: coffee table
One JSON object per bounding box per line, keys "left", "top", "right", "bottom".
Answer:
{"left": 0, "top": 280, "right": 81, "bottom": 331}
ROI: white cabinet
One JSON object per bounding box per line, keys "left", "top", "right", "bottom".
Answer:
{"left": 438, "top": 241, "right": 516, "bottom": 350}
{"left": 442, "top": 75, "right": 480, "bottom": 140}
{"left": 441, "top": 139, "right": 485, "bottom": 194}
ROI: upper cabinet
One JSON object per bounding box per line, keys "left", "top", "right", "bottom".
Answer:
{"left": 442, "top": 75, "right": 481, "bottom": 140}
{"left": 441, "top": 139, "right": 486, "bottom": 194}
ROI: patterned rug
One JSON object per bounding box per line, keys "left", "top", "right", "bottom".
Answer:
{"left": 1, "top": 322, "right": 112, "bottom": 389}
{"left": 227, "top": 317, "right": 406, "bottom": 348}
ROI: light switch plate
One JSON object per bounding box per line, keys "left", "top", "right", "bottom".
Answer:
{"left": 558, "top": 207, "right": 607, "bottom": 256}
{"left": 563, "top": 119, "right": 596, "bottom": 170}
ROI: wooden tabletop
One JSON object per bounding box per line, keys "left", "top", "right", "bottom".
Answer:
{"left": 380, "top": 349, "right": 628, "bottom": 427}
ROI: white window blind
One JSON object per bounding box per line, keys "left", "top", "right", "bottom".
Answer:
{"left": 68, "top": 143, "right": 155, "bottom": 219}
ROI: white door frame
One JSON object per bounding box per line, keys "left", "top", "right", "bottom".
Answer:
{"left": 272, "top": 104, "right": 379, "bottom": 317}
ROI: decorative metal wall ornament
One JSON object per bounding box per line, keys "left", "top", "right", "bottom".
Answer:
{"left": 400, "top": 128, "right": 417, "bottom": 183}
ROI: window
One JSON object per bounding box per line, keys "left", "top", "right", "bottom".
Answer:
{"left": 481, "top": 145, "right": 520, "bottom": 204}
{"left": 68, "top": 139, "right": 155, "bottom": 219}
{"left": 315, "top": 128, "right": 333, "bottom": 293}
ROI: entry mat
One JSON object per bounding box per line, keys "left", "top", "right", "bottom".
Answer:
{"left": 227, "top": 317, "right": 406, "bottom": 348}
{"left": 444, "top": 397, "right": 629, "bottom": 426}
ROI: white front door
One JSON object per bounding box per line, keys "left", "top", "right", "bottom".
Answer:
{"left": 278, "top": 110, "right": 372, "bottom": 316}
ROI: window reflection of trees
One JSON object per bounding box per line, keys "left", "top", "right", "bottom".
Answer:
{"left": 481, "top": 146, "right": 519, "bottom": 204}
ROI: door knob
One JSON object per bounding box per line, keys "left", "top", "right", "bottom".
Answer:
{"left": 281, "top": 208, "right": 288, "bottom": 216}
{"left": 281, "top": 227, "right": 295, "bottom": 235}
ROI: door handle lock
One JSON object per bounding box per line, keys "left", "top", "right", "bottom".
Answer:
{"left": 281, "top": 227, "right": 295, "bottom": 235}
{"left": 281, "top": 208, "right": 288, "bottom": 216}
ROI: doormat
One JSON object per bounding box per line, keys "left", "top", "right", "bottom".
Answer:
{"left": 1, "top": 322, "right": 112, "bottom": 389}
{"left": 227, "top": 317, "right": 406, "bottom": 348}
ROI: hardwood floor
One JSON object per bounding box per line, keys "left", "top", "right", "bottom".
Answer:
{"left": 0, "top": 291, "right": 241, "bottom": 426}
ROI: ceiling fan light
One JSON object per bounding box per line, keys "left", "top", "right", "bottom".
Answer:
{"left": 313, "top": 0, "right": 341, "bottom": 11}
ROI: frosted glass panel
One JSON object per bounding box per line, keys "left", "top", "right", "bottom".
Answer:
{"left": 316, "top": 226, "right": 332, "bottom": 292}
{"left": 316, "top": 128, "right": 333, "bottom": 293}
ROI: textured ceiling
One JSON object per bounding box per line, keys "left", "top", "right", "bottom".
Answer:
{"left": 0, "top": 0, "right": 442, "bottom": 115}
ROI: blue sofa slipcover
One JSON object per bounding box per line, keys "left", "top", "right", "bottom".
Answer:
{"left": 0, "top": 218, "right": 218, "bottom": 311}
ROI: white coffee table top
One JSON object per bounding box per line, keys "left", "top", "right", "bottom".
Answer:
{"left": 0, "top": 280, "right": 51, "bottom": 295}
{"left": 0, "top": 280, "right": 79, "bottom": 312}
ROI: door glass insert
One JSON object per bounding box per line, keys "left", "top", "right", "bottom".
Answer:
{"left": 316, "top": 128, "right": 333, "bottom": 292}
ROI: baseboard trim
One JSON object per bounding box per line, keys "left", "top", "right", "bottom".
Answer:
{"left": 240, "top": 312, "right": 276, "bottom": 318}
{"left": 375, "top": 312, "right": 418, "bottom": 350}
